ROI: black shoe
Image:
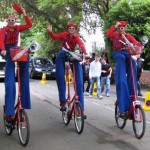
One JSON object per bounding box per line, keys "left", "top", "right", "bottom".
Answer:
{"left": 84, "top": 115, "right": 87, "bottom": 120}
{"left": 138, "top": 93, "right": 143, "bottom": 96}
{"left": 119, "top": 112, "right": 127, "bottom": 119}
{"left": 60, "top": 106, "right": 66, "bottom": 111}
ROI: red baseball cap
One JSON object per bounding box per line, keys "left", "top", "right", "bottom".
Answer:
{"left": 12, "top": 3, "right": 23, "bottom": 14}
{"left": 118, "top": 21, "right": 127, "bottom": 27}
{"left": 66, "top": 22, "right": 78, "bottom": 29}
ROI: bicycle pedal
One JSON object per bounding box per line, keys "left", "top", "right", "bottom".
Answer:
{"left": 60, "top": 106, "right": 66, "bottom": 111}
{"left": 5, "top": 121, "right": 15, "bottom": 129}
{"left": 119, "top": 113, "right": 127, "bottom": 119}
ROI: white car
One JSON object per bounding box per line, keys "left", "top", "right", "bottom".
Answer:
{"left": 0, "top": 55, "right": 17, "bottom": 80}
{"left": 0, "top": 55, "right": 6, "bottom": 78}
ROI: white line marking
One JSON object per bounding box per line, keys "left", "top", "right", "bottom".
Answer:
{"left": 93, "top": 102, "right": 100, "bottom": 106}
{"left": 105, "top": 107, "right": 150, "bottom": 124}
{"left": 37, "top": 82, "right": 57, "bottom": 88}
{"left": 105, "top": 107, "right": 115, "bottom": 112}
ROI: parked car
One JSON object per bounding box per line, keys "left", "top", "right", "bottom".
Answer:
{"left": 29, "top": 57, "right": 56, "bottom": 79}
{"left": 0, "top": 55, "right": 17, "bottom": 81}
{"left": 0, "top": 55, "right": 6, "bottom": 78}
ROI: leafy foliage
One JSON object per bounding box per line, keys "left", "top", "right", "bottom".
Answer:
{"left": 104, "top": 0, "right": 150, "bottom": 69}
{"left": 1, "top": 0, "right": 150, "bottom": 69}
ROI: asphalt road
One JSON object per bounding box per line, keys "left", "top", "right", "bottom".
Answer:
{"left": 0, "top": 79, "right": 150, "bottom": 150}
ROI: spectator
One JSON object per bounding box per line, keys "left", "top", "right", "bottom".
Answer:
{"left": 82, "top": 55, "right": 90, "bottom": 95}
{"left": 136, "top": 54, "right": 144, "bottom": 96}
{"left": 52, "top": 54, "right": 56, "bottom": 65}
{"left": 89, "top": 54, "right": 103, "bottom": 99}
{"left": 101, "top": 57, "right": 112, "bottom": 97}
{"left": 90, "top": 52, "right": 95, "bottom": 62}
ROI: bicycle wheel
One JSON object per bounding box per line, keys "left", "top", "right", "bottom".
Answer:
{"left": 62, "top": 102, "right": 71, "bottom": 125}
{"left": 18, "top": 109, "right": 30, "bottom": 146}
{"left": 74, "top": 102, "right": 84, "bottom": 134}
{"left": 115, "top": 102, "right": 126, "bottom": 129}
{"left": 132, "top": 105, "right": 146, "bottom": 139}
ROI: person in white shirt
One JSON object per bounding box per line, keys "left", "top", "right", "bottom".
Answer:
{"left": 89, "top": 54, "right": 103, "bottom": 99}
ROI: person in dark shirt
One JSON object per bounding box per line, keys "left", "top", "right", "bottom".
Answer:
{"left": 136, "top": 54, "right": 144, "bottom": 96}
{"left": 52, "top": 54, "right": 56, "bottom": 65}
{"left": 101, "top": 57, "right": 112, "bottom": 97}
{"left": 82, "top": 55, "right": 90, "bottom": 95}
{"left": 90, "top": 52, "right": 95, "bottom": 62}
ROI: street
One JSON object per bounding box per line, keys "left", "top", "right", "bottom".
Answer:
{"left": 0, "top": 79, "right": 150, "bottom": 150}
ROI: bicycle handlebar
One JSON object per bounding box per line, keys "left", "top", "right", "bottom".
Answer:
{"left": 62, "top": 47, "right": 82, "bottom": 62}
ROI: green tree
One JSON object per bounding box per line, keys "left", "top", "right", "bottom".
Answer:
{"left": 22, "top": 0, "right": 121, "bottom": 57}
{"left": 104, "top": 0, "right": 150, "bottom": 70}
{"left": 0, "top": 0, "right": 85, "bottom": 57}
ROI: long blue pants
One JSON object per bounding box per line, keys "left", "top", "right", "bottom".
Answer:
{"left": 56, "top": 49, "right": 84, "bottom": 110}
{"left": 5, "top": 44, "right": 31, "bottom": 116}
{"left": 113, "top": 50, "right": 137, "bottom": 113}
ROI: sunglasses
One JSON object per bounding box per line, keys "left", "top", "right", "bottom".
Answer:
{"left": 69, "top": 27, "right": 75, "bottom": 30}
{"left": 7, "top": 18, "right": 16, "bottom": 22}
{"left": 117, "top": 27, "right": 125, "bottom": 30}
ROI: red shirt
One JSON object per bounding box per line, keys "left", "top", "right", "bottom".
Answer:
{"left": 0, "top": 15, "right": 32, "bottom": 50}
{"left": 49, "top": 31, "right": 87, "bottom": 54}
{"left": 106, "top": 26, "right": 137, "bottom": 50}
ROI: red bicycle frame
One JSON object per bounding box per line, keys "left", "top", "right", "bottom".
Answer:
{"left": 126, "top": 56, "right": 142, "bottom": 120}
{"left": 66, "top": 62, "right": 79, "bottom": 104}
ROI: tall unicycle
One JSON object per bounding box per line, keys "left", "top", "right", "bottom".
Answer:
{"left": 132, "top": 105, "right": 146, "bottom": 139}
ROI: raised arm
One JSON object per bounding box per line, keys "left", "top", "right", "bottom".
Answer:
{"left": 76, "top": 35, "right": 87, "bottom": 55}
{"left": 17, "top": 8, "right": 32, "bottom": 32}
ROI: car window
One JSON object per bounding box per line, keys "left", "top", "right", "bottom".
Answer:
{"left": 34, "top": 58, "right": 52, "bottom": 65}
{"left": 41, "top": 59, "right": 49, "bottom": 65}
{"left": 36, "top": 59, "right": 41, "bottom": 64}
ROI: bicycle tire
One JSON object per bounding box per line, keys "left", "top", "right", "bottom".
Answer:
{"left": 74, "top": 102, "right": 84, "bottom": 134}
{"left": 132, "top": 105, "right": 146, "bottom": 139}
{"left": 62, "top": 102, "right": 71, "bottom": 125}
{"left": 18, "top": 109, "right": 30, "bottom": 146}
{"left": 115, "top": 102, "right": 126, "bottom": 129}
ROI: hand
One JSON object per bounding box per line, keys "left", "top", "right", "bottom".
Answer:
{"left": 1, "top": 50, "right": 6, "bottom": 56}
{"left": 22, "top": 8, "right": 27, "bottom": 16}
{"left": 115, "top": 22, "right": 121, "bottom": 28}
{"left": 46, "top": 23, "right": 52, "bottom": 32}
